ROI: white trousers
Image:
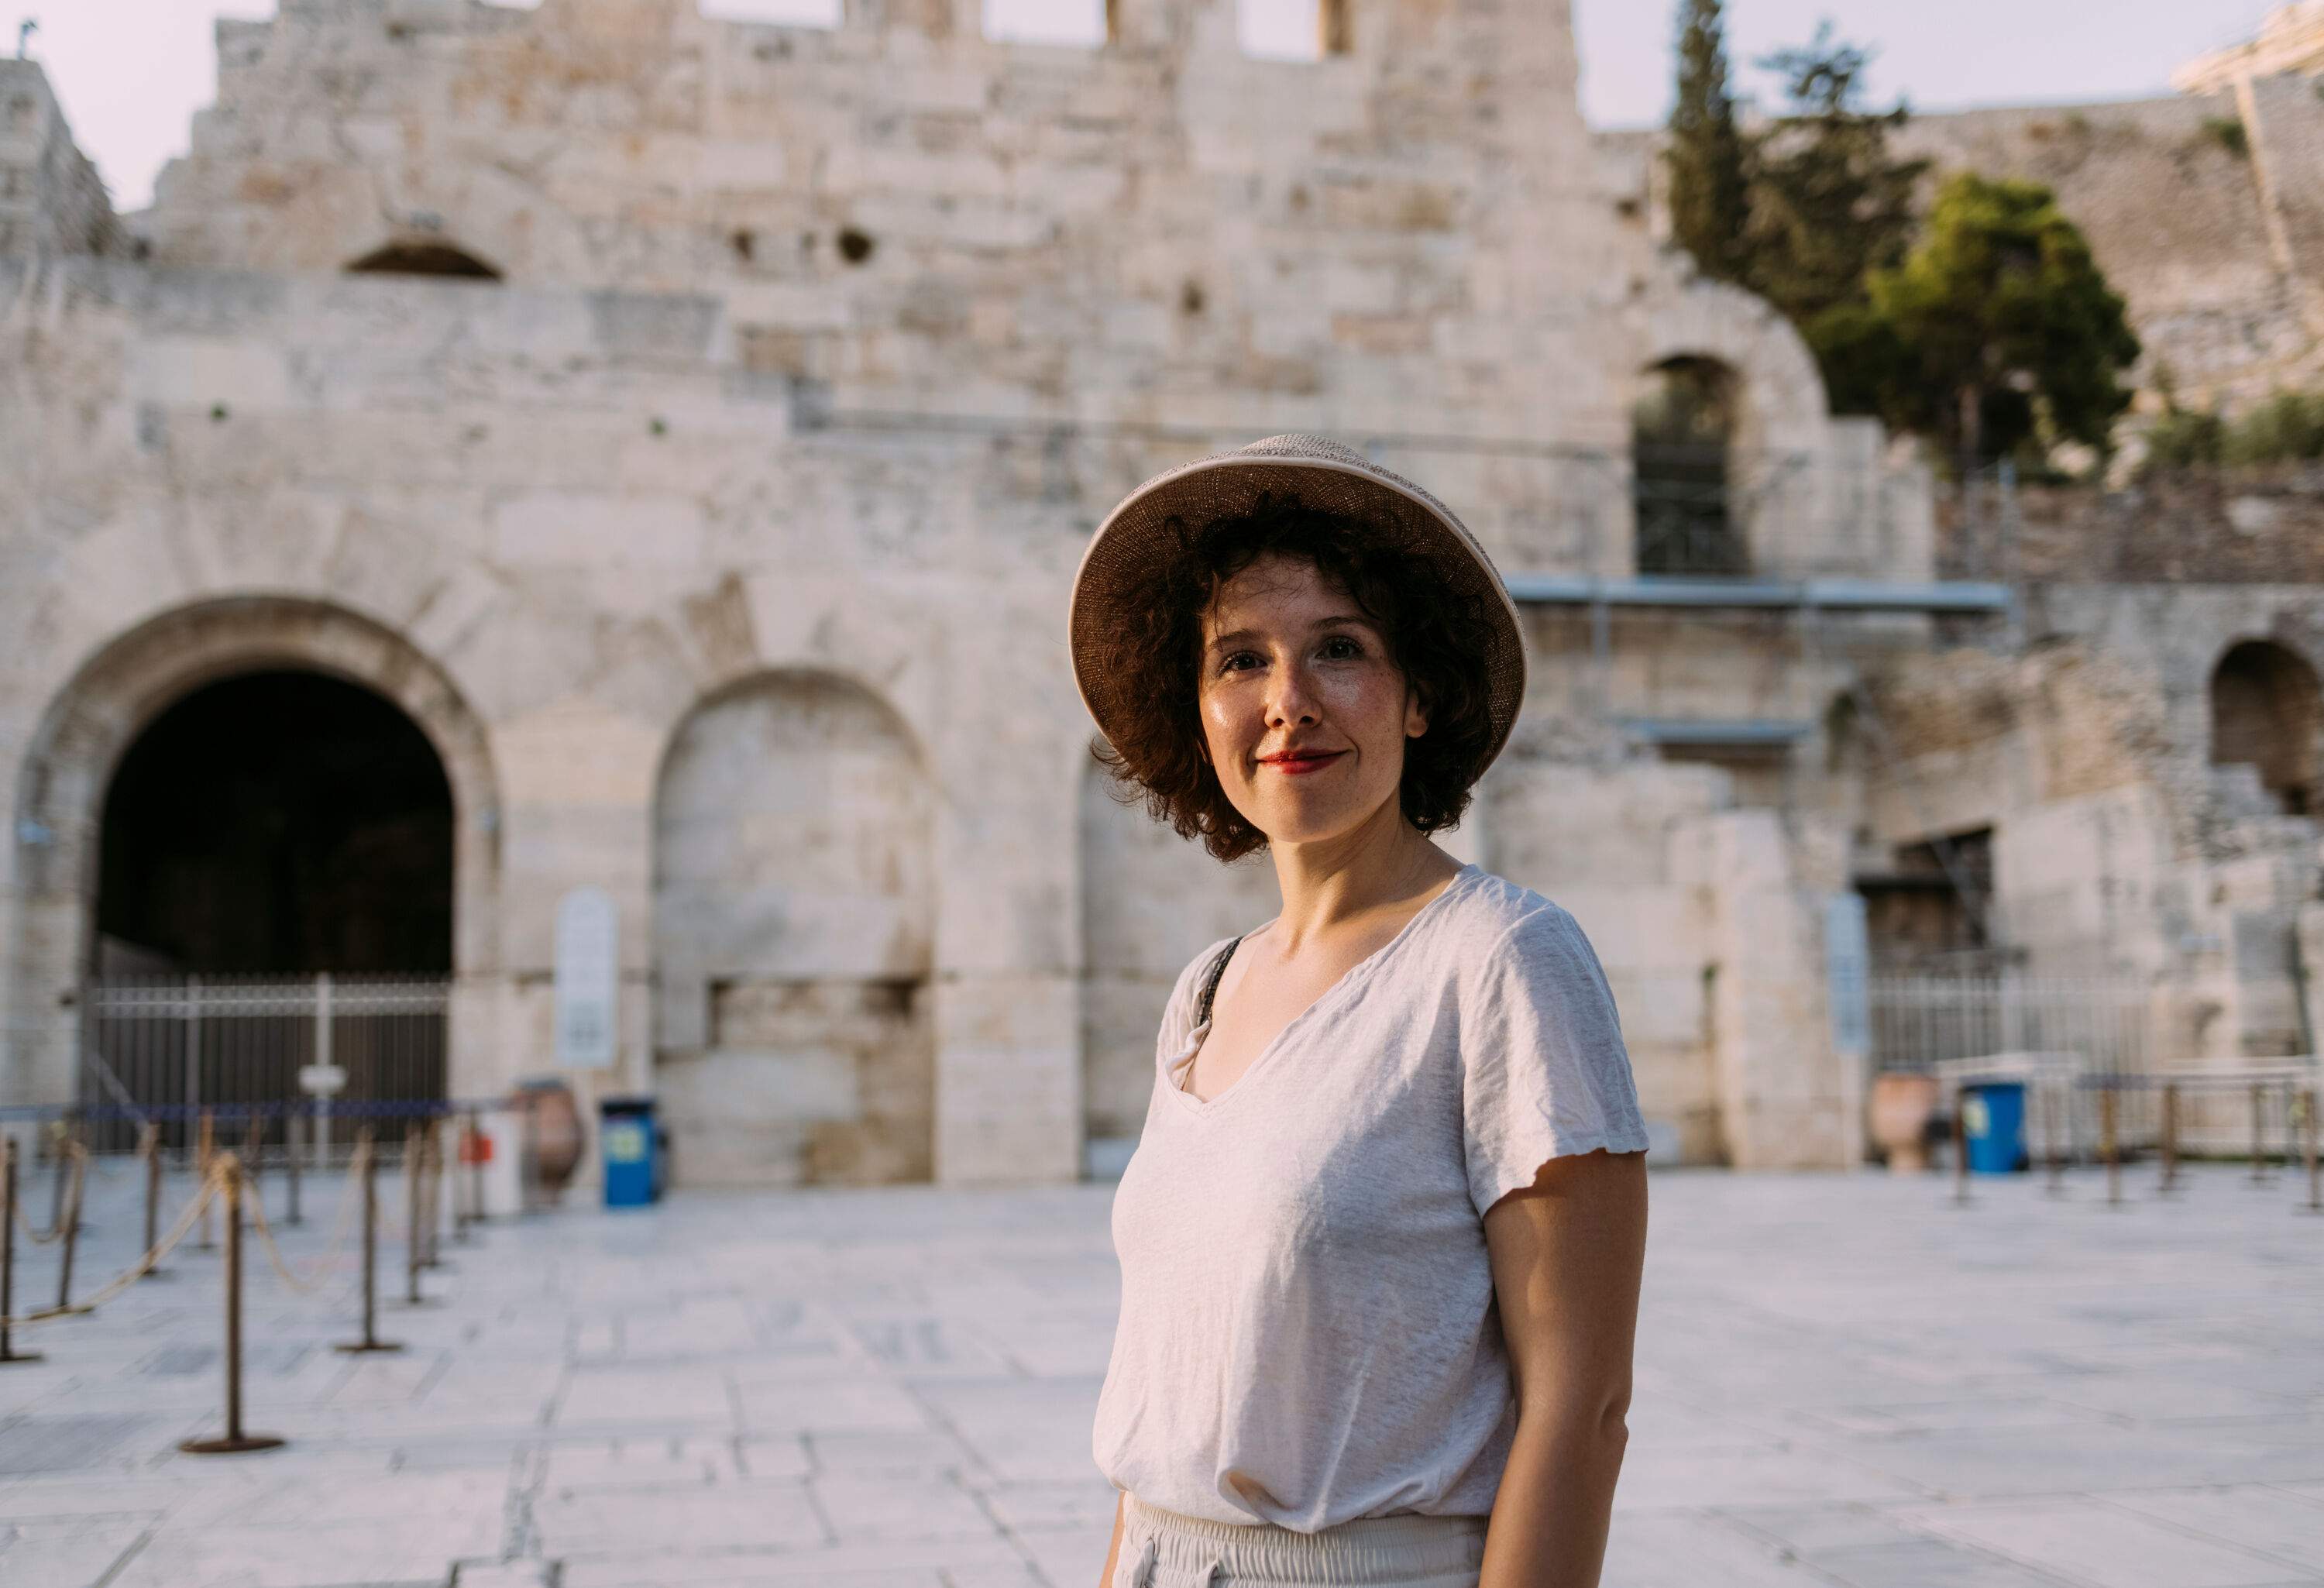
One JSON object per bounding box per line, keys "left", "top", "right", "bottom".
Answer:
{"left": 1112, "top": 1493, "right": 1488, "bottom": 1588}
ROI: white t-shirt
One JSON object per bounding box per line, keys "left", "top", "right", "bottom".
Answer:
{"left": 1091, "top": 862, "right": 1650, "bottom": 1531}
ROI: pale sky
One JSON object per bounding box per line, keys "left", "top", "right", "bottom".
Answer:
{"left": 10, "top": 0, "right": 2290, "bottom": 213}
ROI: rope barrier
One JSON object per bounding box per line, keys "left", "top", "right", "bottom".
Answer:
{"left": 0, "top": 1160, "right": 225, "bottom": 1329}
{"left": 9, "top": 1140, "right": 84, "bottom": 1245}
{"left": 242, "top": 1135, "right": 369, "bottom": 1298}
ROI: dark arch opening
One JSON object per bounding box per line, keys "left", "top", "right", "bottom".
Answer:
{"left": 2210, "top": 640, "right": 2323, "bottom": 816}
{"left": 346, "top": 240, "right": 503, "bottom": 280}
{"left": 96, "top": 669, "right": 456, "bottom": 975}
{"left": 1632, "top": 355, "right": 1745, "bottom": 576}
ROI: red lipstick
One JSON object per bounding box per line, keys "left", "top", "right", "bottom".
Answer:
{"left": 1259, "top": 749, "right": 1346, "bottom": 775}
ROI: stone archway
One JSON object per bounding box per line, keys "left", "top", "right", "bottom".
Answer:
{"left": 5, "top": 596, "right": 502, "bottom": 1109}
{"left": 1631, "top": 354, "right": 1746, "bottom": 576}
{"left": 2210, "top": 638, "right": 2324, "bottom": 815}
{"left": 651, "top": 669, "right": 935, "bottom": 1188}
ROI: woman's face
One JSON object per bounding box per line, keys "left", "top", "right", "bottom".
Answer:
{"left": 1197, "top": 551, "right": 1428, "bottom": 849}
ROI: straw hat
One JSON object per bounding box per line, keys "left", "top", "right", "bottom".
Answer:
{"left": 1068, "top": 433, "right": 1527, "bottom": 784}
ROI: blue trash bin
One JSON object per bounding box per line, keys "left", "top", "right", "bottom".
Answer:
{"left": 1961, "top": 1081, "right": 2027, "bottom": 1174}
{"left": 600, "top": 1096, "right": 658, "bottom": 1207}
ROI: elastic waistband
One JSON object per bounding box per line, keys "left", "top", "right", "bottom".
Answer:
{"left": 1120, "top": 1492, "right": 1487, "bottom": 1584}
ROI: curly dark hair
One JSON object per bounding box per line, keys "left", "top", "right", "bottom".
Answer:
{"left": 1089, "top": 492, "right": 1498, "bottom": 863}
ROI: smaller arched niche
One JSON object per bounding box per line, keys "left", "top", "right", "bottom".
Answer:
{"left": 346, "top": 241, "right": 503, "bottom": 280}
{"left": 2210, "top": 640, "right": 2323, "bottom": 816}
{"left": 1632, "top": 356, "right": 1746, "bottom": 576}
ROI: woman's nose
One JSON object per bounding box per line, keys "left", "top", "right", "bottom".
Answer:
{"left": 1265, "top": 661, "right": 1321, "bottom": 727}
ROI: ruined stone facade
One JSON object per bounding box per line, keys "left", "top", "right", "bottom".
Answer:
{"left": 3, "top": 0, "right": 2318, "bottom": 1186}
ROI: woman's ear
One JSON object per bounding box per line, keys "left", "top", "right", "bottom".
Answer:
{"left": 1405, "top": 682, "right": 1432, "bottom": 740}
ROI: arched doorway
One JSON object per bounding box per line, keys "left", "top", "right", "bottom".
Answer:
{"left": 2210, "top": 640, "right": 2323, "bottom": 815}
{"left": 6, "top": 597, "right": 502, "bottom": 1138}
{"left": 84, "top": 671, "right": 456, "bottom": 1146}
{"left": 651, "top": 671, "right": 934, "bottom": 1188}
{"left": 98, "top": 671, "right": 454, "bottom": 977}
{"left": 1632, "top": 356, "right": 1746, "bottom": 576}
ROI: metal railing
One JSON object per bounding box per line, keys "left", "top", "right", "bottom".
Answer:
{"left": 1868, "top": 973, "right": 2157, "bottom": 1081}
{"left": 78, "top": 974, "right": 450, "bottom": 1159}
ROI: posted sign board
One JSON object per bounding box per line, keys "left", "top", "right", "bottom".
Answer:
{"left": 554, "top": 885, "right": 618, "bottom": 1070}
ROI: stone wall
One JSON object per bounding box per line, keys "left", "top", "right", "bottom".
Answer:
{"left": 1599, "top": 82, "right": 2324, "bottom": 414}
{"left": 0, "top": 60, "right": 119, "bottom": 259}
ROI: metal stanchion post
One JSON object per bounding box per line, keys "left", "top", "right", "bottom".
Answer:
{"left": 2251, "top": 1082, "right": 2269, "bottom": 1184}
{"left": 242, "top": 1111, "right": 264, "bottom": 1218}
{"left": 2302, "top": 1084, "right": 2320, "bottom": 1215}
{"left": 335, "top": 1130, "right": 403, "bottom": 1354}
{"left": 1, "top": 1138, "right": 43, "bottom": 1366}
{"left": 197, "top": 1109, "right": 217, "bottom": 1251}
{"left": 46, "top": 1120, "right": 70, "bottom": 1236}
{"left": 2043, "top": 1078, "right": 2064, "bottom": 1196}
{"left": 419, "top": 1119, "right": 446, "bottom": 1272}
{"left": 1951, "top": 1081, "right": 1970, "bottom": 1206}
{"left": 468, "top": 1107, "right": 487, "bottom": 1229}
{"left": 140, "top": 1122, "right": 165, "bottom": 1271}
{"left": 401, "top": 1122, "right": 432, "bottom": 1308}
{"left": 2102, "top": 1084, "right": 2121, "bottom": 1206}
{"left": 452, "top": 1112, "right": 475, "bottom": 1243}
{"left": 179, "top": 1153, "right": 285, "bottom": 1455}
{"left": 285, "top": 1109, "right": 303, "bottom": 1229}
{"left": 53, "top": 1143, "right": 87, "bottom": 1315}
{"left": 2160, "top": 1081, "right": 2180, "bottom": 1195}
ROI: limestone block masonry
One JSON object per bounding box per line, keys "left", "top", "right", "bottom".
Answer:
{"left": 12, "top": 0, "right": 2315, "bottom": 1184}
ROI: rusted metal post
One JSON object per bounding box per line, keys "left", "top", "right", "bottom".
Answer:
{"left": 2251, "top": 1081, "right": 2270, "bottom": 1184}
{"left": 335, "top": 1130, "right": 402, "bottom": 1354}
{"left": 2303, "top": 1084, "right": 2320, "bottom": 1215}
{"left": 2043, "top": 1078, "right": 2064, "bottom": 1196}
{"left": 197, "top": 1109, "right": 217, "bottom": 1251}
{"left": 0, "top": 1138, "right": 43, "bottom": 1365}
{"left": 285, "top": 1109, "right": 302, "bottom": 1229}
{"left": 46, "top": 1119, "right": 70, "bottom": 1233}
{"left": 179, "top": 1154, "right": 285, "bottom": 1455}
{"left": 2160, "top": 1081, "right": 2180, "bottom": 1195}
{"left": 242, "top": 1110, "right": 264, "bottom": 1221}
{"left": 140, "top": 1122, "right": 163, "bottom": 1263}
{"left": 418, "top": 1119, "right": 446, "bottom": 1271}
{"left": 402, "top": 1122, "right": 428, "bottom": 1308}
{"left": 1951, "top": 1082, "right": 1970, "bottom": 1206}
{"left": 452, "top": 1111, "right": 476, "bottom": 1243}
{"left": 2101, "top": 1084, "right": 2121, "bottom": 1205}
{"left": 53, "top": 1143, "right": 86, "bottom": 1314}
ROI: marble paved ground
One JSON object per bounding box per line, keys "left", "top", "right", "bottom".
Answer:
{"left": 1, "top": 1157, "right": 2321, "bottom": 1588}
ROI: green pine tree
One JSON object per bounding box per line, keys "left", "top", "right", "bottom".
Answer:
{"left": 1665, "top": 0, "right": 1753, "bottom": 285}
{"left": 1856, "top": 174, "right": 2141, "bottom": 472}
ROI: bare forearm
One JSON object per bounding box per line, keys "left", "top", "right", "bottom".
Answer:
{"left": 1098, "top": 1491, "right": 1124, "bottom": 1587}
{"left": 1477, "top": 1410, "right": 1628, "bottom": 1588}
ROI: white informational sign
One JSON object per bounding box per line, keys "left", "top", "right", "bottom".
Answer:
{"left": 554, "top": 885, "right": 619, "bottom": 1070}
{"left": 297, "top": 1064, "right": 347, "bottom": 1096}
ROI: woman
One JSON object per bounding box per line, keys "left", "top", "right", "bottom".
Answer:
{"left": 1072, "top": 435, "right": 1652, "bottom": 1588}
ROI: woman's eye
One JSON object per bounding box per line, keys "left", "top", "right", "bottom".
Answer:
{"left": 1320, "top": 635, "right": 1362, "bottom": 659}
{"left": 1219, "top": 651, "right": 1259, "bottom": 673}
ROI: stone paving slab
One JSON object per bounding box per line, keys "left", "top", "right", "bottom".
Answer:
{"left": 0, "top": 1161, "right": 2319, "bottom": 1586}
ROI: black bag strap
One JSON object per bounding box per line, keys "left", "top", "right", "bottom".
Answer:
{"left": 1196, "top": 935, "right": 1244, "bottom": 1027}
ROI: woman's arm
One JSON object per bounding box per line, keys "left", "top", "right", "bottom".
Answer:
{"left": 1477, "top": 1144, "right": 1648, "bottom": 1588}
{"left": 1098, "top": 1490, "right": 1124, "bottom": 1586}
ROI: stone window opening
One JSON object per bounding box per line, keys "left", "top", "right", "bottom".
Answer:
{"left": 2209, "top": 638, "right": 2323, "bottom": 816}
{"left": 1631, "top": 355, "right": 1747, "bottom": 576}
{"left": 984, "top": 0, "right": 1107, "bottom": 46}
{"left": 346, "top": 240, "right": 503, "bottom": 280}
{"left": 1239, "top": 0, "right": 1348, "bottom": 61}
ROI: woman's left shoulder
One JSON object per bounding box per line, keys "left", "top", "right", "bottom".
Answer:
{"left": 1444, "top": 868, "right": 1592, "bottom": 954}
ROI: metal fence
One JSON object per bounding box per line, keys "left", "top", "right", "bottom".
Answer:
{"left": 1869, "top": 973, "right": 2164, "bottom": 1156}
{"left": 79, "top": 974, "right": 450, "bottom": 1158}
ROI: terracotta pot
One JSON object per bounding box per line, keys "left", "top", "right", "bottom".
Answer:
{"left": 513, "top": 1079, "right": 583, "bottom": 1203}
{"left": 1869, "top": 1071, "right": 1941, "bottom": 1174}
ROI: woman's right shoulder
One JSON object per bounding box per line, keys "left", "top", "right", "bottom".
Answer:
{"left": 1160, "top": 932, "right": 1243, "bottom": 1043}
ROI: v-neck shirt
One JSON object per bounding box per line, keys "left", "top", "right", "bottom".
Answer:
{"left": 1165, "top": 868, "right": 1466, "bottom": 1112}
{"left": 1091, "top": 863, "right": 1651, "bottom": 1531}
